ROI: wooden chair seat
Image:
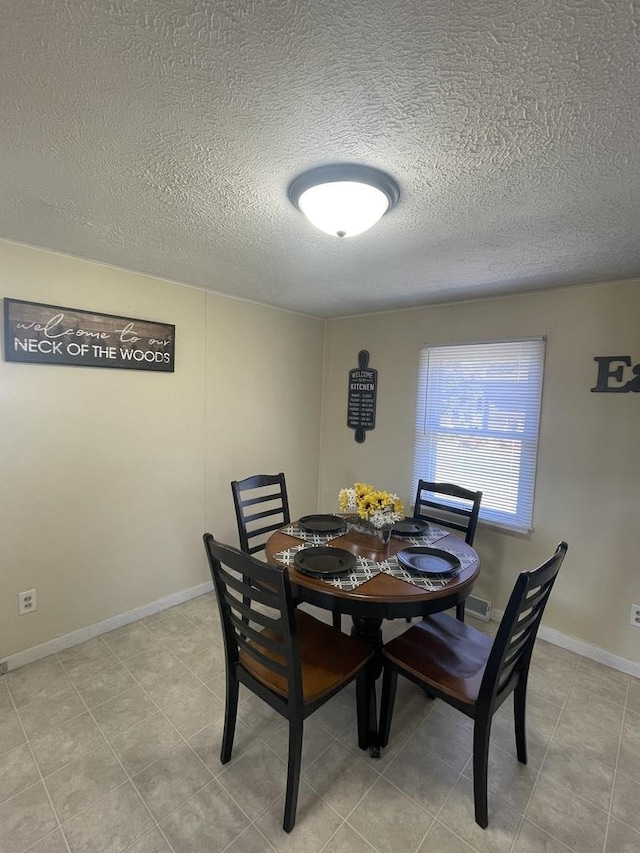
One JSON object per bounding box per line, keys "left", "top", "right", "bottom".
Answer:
{"left": 383, "top": 612, "right": 493, "bottom": 705}
{"left": 240, "top": 609, "right": 373, "bottom": 703}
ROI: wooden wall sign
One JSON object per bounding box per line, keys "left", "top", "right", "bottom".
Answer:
{"left": 591, "top": 356, "right": 640, "bottom": 393}
{"left": 4, "top": 299, "right": 175, "bottom": 372}
{"left": 347, "top": 350, "right": 378, "bottom": 443}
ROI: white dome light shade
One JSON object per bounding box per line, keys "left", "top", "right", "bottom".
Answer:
{"left": 288, "top": 164, "right": 400, "bottom": 238}
{"left": 298, "top": 181, "right": 390, "bottom": 238}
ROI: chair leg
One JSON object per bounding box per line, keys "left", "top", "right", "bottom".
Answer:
{"left": 220, "top": 671, "right": 239, "bottom": 764}
{"left": 514, "top": 680, "right": 528, "bottom": 764}
{"left": 472, "top": 716, "right": 492, "bottom": 829}
{"left": 378, "top": 665, "right": 398, "bottom": 749}
{"left": 283, "top": 717, "right": 304, "bottom": 833}
{"left": 355, "top": 669, "right": 371, "bottom": 751}
{"left": 332, "top": 608, "right": 341, "bottom": 630}
{"left": 456, "top": 600, "right": 466, "bottom": 621}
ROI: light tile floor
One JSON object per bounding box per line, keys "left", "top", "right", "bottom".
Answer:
{"left": 1, "top": 594, "right": 639, "bottom": 853}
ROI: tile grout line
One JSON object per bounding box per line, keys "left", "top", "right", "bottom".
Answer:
{"left": 316, "top": 645, "right": 497, "bottom": 853}
{"left": 506, "top": 653, "right": 583, "bottom": 853}
{"left": 374, "top": 769, "right": 452, "bottom": 853}
{"left": 107, "top": 602, "right": 247, "bottom": 850}
{"left": 111, "top": 618, "right": 287, "bottom": 845}
{"left": 7, "top": 612, "right": 442, "bottom": 852}
{"left": 375, "top": 698, "right": 482, "bottom": 852}
{"left": 104, "top": 621, "right": 256, "bottom": 852}
{"left": 218, "top": 823, "right": 279, "bottom": 853}
{"left": 3, "top": 602, "right": 221, "bottom": 853}
{"left": 54, "top": 647, "right": 182, "bottom": 853}
{"left": 309, "top": 751, "right": 385, "bottom": 853}
{"left": 220, "top": 671, "right": 419, "bottom": 849}
{"left": 406, "top": 757, "right": 472, "bottom": 852}
{"left": 3, "top": 674, "right": 73, "bottom": 853}
{"left": 7, "top": 605, "right": 636, "bottom": 853}
{"left": 235, "top": 684, "right": 385, "bottom": 845}
{"left": 67, "top": 662, "right": 247, "bottom": 853}
{"left": 602, "top": 675, "right": 631, "bottom": 852}
{"left": 224, "top": 719, "right": 347, "bottom": 829}
{"left": 58, "top": 619, "right": 237, "bottom": 853}
{"left": 333, "top": 701, "right": 447, "bottom": 853}
{"left": 8, "top": 657, "right": 299, "bottom": 853}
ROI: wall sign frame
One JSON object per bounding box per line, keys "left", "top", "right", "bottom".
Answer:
{"left": 3, "top": 298, "right": 175, "bottom": 372}
{"left": 347, "top": 350, "right": 378, "bottom": 443}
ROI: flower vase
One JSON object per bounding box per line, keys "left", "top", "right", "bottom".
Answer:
{"left": 346, "top": 519, "right": 393, "bottom": 554}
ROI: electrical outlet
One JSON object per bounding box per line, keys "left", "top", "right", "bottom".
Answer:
{"left": 18, "top": 589, "right": 37, "bottom": 615}
{"left": 631, "top": 604, "right": 640, "bottom": 628}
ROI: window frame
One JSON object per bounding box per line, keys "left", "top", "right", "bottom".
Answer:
{"left": 412, "top": 337, "right": 546, "bottom": 535}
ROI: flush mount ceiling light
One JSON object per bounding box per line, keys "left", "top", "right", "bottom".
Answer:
{"left": 287, "top": 164, "right": 400, "bottom": 238}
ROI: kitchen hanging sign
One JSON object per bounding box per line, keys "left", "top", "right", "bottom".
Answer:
{"left": 347, "top": 350, "right": 378, "bottom": 443}
{"left": 3, "top": 299, "right": 175, "bottom": 372}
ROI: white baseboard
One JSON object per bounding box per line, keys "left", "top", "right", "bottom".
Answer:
{"left": 1, "top": 580, "right": 214, "bottom": 673}
{"left": 491, "top": 608, "right": 640, "bottom": 679}
{"left": 3, "top": 587, "right": 638, "bottom": 680}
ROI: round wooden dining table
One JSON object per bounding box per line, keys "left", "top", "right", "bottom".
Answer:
{"left": 266, "top": 521, "right": 480, "bottom": 754}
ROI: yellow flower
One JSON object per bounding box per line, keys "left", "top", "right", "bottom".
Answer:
{"left": 354, "top": 482, "right": 372, "bottom": 502}
{"left": 339, "top": 484, "right": 404, "bottom": 527}
{"left": 357, "top": 492, "right": 377, "bottom": 519}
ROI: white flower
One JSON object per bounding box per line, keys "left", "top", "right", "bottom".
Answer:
{"left": 338, "top": 487, "right": 358, "bottom": 511}
{"left": 368, "top": 507, "right": 403, "bottom": 528}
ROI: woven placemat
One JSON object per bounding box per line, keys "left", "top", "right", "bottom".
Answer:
{"left": 274, "top": 534, "right": 475, "bottom": 592}
{"left": 279, "top": 522, "right": 347, "bottom": 545}
{"left": 281, "top": 521, "right": 451, "bottom": 547}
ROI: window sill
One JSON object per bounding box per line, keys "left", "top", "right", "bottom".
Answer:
{"left": 478, "top": 519, "right": 533, "bottom": 538}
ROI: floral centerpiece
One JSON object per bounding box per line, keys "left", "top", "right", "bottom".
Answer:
{"left": 338, "top": 482, "right": 404, "bottom": 551}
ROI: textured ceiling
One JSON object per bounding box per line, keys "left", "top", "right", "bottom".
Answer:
{"left": 1, "top": 0, "right": 639, "bottom": 318}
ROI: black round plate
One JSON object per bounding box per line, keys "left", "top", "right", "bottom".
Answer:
{"left": 396, "top": 547, "right": 461, "bottom": 577}
{"left": 298, "top": 514, "right": 346, "bottom": 534}
{"left": 392, "top": 517, "right": 430, "bottom": 537}
{"left": 293, "top": 546, "right": 356, "bottom": 576}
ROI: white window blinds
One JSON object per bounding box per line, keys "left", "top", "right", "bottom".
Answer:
{"left": 412, "top": 339, "right": 546, "bottom": 533}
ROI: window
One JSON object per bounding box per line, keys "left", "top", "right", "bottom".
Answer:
{"left": 412, "top": 338, "right": 546, "bottom": 533}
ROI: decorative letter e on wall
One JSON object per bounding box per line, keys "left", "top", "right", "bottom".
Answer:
{"left": 591, "top": 356, "right": 640, "bottom": 393}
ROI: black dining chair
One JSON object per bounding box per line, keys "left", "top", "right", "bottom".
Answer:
{"left": 379, "top": 541, "right": 568, "bottom": 829}
{"left": 203, "top": 533, "right": 374, "bottom": 832}
{"left": 232, "top": 473, "right": 343, "bottom": 630}
{"left": 231, "top": 472, "right": 291, "bottom": 555}
{"left": 413, "top": 480, "right": 483, "bottom": 620}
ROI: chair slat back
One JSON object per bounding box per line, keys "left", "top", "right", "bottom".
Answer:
{"left": 478, "top": 542, "right": 568, "bottom": 709}
{"left": 203, "top": 534, "right": 301, "bottom": 700}
{"left": 231, "top": 473, "right": 291, "bottom": 554}
{"left": 413, "top": 480, "right": 483, "bottom": 545}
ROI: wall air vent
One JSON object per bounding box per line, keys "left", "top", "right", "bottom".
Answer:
{"left": 465, "top": 595, "right": 492, "bottom": 622}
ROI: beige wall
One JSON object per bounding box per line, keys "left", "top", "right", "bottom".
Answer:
{"left": 0, "top": 241, "right": 324, "bottom": 659}
{"left": 319, "top": 282, "right": 640, "bottom": 662}
{"left": 203, "top": 296, "right": 324, "bottom": 538}
{"left": 2, "top": 237, "right": 638, "bottom": 666}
